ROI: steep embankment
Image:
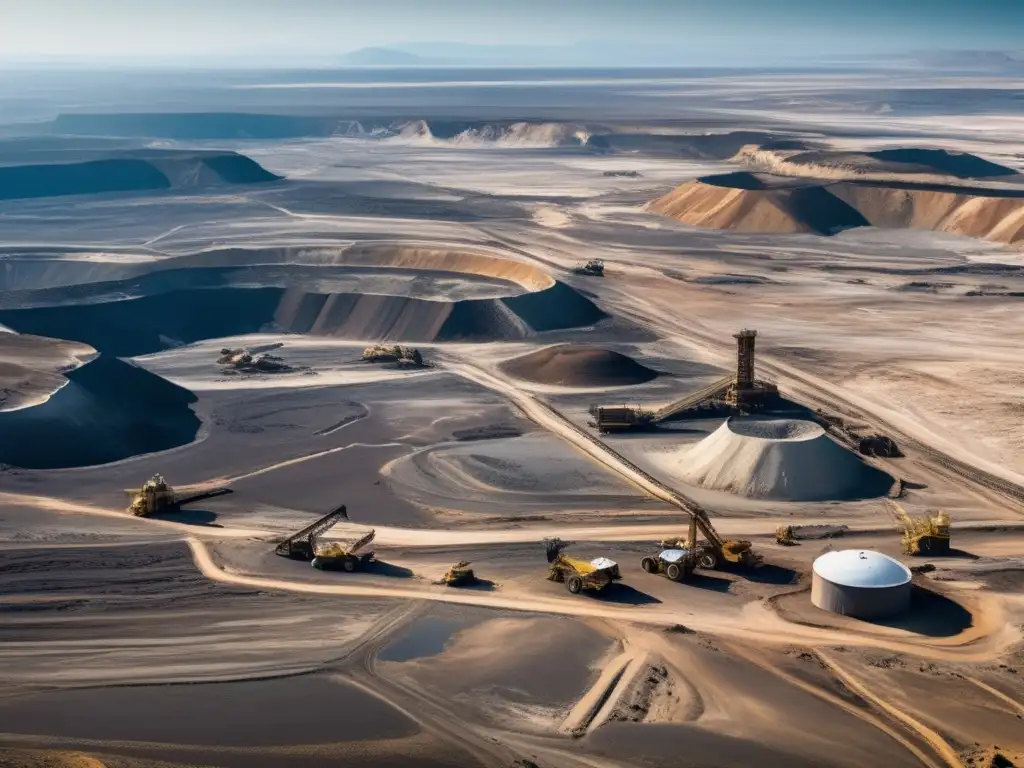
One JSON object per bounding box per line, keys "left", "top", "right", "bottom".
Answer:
{"left": 0, "top": 246, "right": 606, "bottom": 354}
{"left": 734, "top": 146, "right": 1019, "bottom": 181}
{"left": 648, "top": 172, "right": 1024, "bottom": 247}
{"left": 500, "top": 345, "right": 659, "bottom": 387}
{"left": 672, "top": 417, "right": 892, "bottom": 501}
{"left": 0, "top": 150, "right": 279, "bottom": 201}
{"left": 44, "top": 113, "right": 812, "bottom": 158}
{"left": 586, "top": 131, "right": 811, "bottom": 159}
{"left": 0, "top": 356, "right": 200, "bottom": 469}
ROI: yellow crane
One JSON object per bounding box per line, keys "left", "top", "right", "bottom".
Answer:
{"left": 887, "top": 500, "right": 951, "bottom": 556}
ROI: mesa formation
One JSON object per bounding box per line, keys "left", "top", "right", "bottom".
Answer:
{"left": 0, "top": 67, "right": 1023, "bottom": 768}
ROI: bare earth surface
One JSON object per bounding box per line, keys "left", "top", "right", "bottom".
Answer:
{"left": 0, "top": 66, "right": 1023, "bottom": 768}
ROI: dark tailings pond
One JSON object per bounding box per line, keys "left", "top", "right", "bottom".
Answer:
{"left": 0, "top": 674, "right": 417, "bottom": 746}
{"left": 0, "top": 356, "right": 200, "bottom": 469}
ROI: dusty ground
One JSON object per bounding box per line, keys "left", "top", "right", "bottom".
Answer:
{"left": 1, "top": 66, "right": 1023, "bottom": 768}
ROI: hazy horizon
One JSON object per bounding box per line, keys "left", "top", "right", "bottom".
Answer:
{"left": 1, "top": 0, "right": 1022, "bottom": 68}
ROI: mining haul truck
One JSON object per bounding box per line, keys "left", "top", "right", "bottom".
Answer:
{"left": 545, "top": 538, "right": 621, "bottom": 594}
{"left": 311, "top": 529, "right": 376, "bottom": 572}
{"left": 660, "top": 514, "right": 759, "bottom": 571}
{"left": 641, "top": 548, "right": 696, "bottom": 582}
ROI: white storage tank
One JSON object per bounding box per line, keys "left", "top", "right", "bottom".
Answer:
{"left": 811, "top": 549, "right": 912, "bottom": 620}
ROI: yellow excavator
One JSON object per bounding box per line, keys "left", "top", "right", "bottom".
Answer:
{"left": 887, "top": 500, "right": 951, "bottom": 556}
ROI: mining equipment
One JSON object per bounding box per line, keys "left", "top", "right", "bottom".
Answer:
{"left": 775, "top": 526, "right": 797, "bottom": 546}
{"left": 660, "top": 513, "right": 759, "bottom": 570}
{"left": 362, "top": 344, "right": 425, "bottom": 367}
{"left": 545, "top": 538, "right": 621, "bottom": 594}
{"left": 776, "top": 523, "right": 848, "bottom": 546}
{"left": 440, "top": 561, "right": 478, "bottom": 587}
{"left": 723, "top": 329, "right": 778, "bottom": 408}
{"left": 573, "top": 259, "right": 605, "bottom": 277}
{"left": 275, "top": 504, "right": 353, "bottom": 561}
{"left": 888, "top": 500, "right": 951, "bottom": 556}
{"left": 641, "top": 547, "right": 696, "bottom": 582}
{"left": 589, "top": 329, "right": 777, "bottom": 433}
{"left": 218, "top": 348, "right": 292, "bottom": 373}
{"left": 311, "top": 528, "right": 376, "bottom": 572}
{"left": 125, "top": 474, "right": 232, "bottom": 517}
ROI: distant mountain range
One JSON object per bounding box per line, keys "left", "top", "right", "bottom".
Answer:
{"left": 337, "top": 42, "right": 697, "bottom": 67}
{"left": 337, "top": 43, "right": 1024, "bottom": 70}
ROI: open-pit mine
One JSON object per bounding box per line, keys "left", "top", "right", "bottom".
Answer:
{"left": 1, "top": 64, "right": 1023, "bottom": 768}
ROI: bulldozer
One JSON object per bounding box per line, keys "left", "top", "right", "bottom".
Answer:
{"left": 888, "top": 501, "right": 951, "bottom": 556}
{"left": 126, "top": 474, "right": 176, "bottom": 517}
{"left": 362, "top": 344, "right": 425, "bottom": 367}
{"left": 545, "top": 538, "right": 620, "bottom": 595}
{"left": 775, "top": 525, "right": 797, "bottom": 546}
{"left": 573, "top": 259, "right": 605, "bottom": 277}
{"left": 125, "top": 474, "right": 231, "bottom": 517}
{"left": 440, "top": 561, "right": 477, "bottom": 587}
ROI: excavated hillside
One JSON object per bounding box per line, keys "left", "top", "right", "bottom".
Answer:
{"left": 648, "top": 171, "right": 1024, "bottom": 247}
{"left": 0, "top": 150, "right": 280, "bottom": 200}
{"left": 734, "top": 146, "right": 1019, "bottom": 180}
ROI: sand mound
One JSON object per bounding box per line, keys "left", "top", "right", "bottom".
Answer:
{"left": 0, "top": 332, "right": 96, "bottom": 411}
{"left": 649, "top": 173, "right": 1024, "bottom": 248}
{"left": 500, "top": 345, "right": 658, "bottom": 387}
{"left": 675, "top": 417, "right": 892, "bottom": 501}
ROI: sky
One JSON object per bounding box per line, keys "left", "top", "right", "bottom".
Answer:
{"left": 0, "top": 0, "right": 1021, "bottom": 65}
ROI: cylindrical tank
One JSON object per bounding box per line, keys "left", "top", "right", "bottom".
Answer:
{"left": 811, "top": 549, "right": 912, "bottom": 620}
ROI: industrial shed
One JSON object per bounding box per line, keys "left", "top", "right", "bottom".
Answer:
{"left": 811, "top": 549, "right": 912, "bottom": 620}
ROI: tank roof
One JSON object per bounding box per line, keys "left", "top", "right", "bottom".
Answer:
{"left": 813, "top": 549, "right": 911, "bottom": 589}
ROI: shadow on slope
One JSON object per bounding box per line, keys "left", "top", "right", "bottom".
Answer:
{"left": 0, "top": 281, "right": 606, "bottom": 356}
{"left": 0, "top": 150, "right": 279, "bottom": 201}
{"left": 0, "top": 356, "right": 200, "bottom": 469}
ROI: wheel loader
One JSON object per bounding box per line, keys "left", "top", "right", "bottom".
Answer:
{"left": 545, "top": 538, "right": 620, "bottom": 594}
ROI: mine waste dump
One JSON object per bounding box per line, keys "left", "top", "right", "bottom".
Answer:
{"left": 500, "top": 344, "right": 659, "bottom": 387}
{"left": 0, "top": 247, "right": 606, "bottom": 355}
{"left": 674, "top": 417, "right": 893, "bottom": 501}
{"left": 0, "top": 149, "right": 280, "bottom": 201}
{"left": 649, "top": 168, "right": 1024, "bottom": 247}
{"left": 0, "top": 356, "right": 200, "bottom": 469}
